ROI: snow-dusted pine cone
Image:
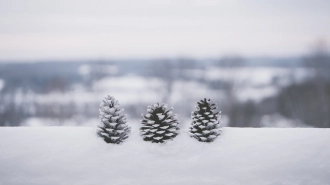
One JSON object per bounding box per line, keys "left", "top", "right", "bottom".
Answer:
{"left": 140, "top": 103, "right": 180, "bottom": 143}
{"left": 97, "top": 96, "right": 131, "bottom": 144}
{"left": 189, "top": 98, "right": 221, "bottom": 142}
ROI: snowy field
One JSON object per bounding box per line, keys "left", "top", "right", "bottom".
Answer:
{"left": 0, "top": 127, "right": 329, "bottom": 185}
{"left": 2, "top": 66, "right": 313, "bottom": 127}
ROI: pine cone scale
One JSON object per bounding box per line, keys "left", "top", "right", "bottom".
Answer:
{"left": 141, "top": 103, "right": 180, "bottom": 143}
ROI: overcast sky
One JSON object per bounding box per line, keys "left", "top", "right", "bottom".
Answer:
{"left": 0, "top": 0, "right": 329, "bottom": 60}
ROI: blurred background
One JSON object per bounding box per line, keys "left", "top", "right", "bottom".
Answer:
{"left": 0, "top": 0, "right": 330, "bottom": 128}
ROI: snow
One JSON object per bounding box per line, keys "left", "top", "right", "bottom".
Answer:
{"left": 260, "top": 113, "right": 311, "bottom": 128}
{"left": 21, "top": 117, "right": 98, "bottom": 127}
{"left": 3, "top": 66, "right": 313, "bottom": 127}
{"left": 78, "top": 64, "right": 119, "bottom": 76}
{"left": 93, "top": 75, "right": 163, "bottom": 91}
{"left": 182, "top": 67, "right": 313, "bottom": 103}
{"left": 0, "top": 127, "right": 329, "bottom": 185}
{"left": 93, "top": 75, "right": 164, "bottom": 104}
{"left": 204, "top": 67, "right": 312, "bottom": 86}
{"left": 236, "top": 86, "right": 278, "bottom": 103}
{"left": 78, "top": 64, "right": 91, "bottom": 76}
{"left": 8, "top": 75, "right": 164, "bottom": 109}
{"left": 170, "top": 80, "right": 222, "bottom": 104}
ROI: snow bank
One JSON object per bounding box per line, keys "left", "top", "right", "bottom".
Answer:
{"left": 0, "top": 127, "right": 329, "bottom": 185}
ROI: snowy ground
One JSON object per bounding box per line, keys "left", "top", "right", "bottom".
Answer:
{"left": 1, "top": 66, "right": 314, "bottom": 127}
{"left": 0, "top": 127, "right": 329, "bottom": 185}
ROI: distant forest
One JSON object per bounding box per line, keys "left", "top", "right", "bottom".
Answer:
{"left": 0, "top": 55, "right": 329, "bottom": 128}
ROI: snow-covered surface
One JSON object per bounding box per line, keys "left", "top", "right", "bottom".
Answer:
{"left": 0, "top": 127, "right": 329, "bottom": 185}
{"left": 7, "top": 67, "right": 312, "bottom": 107}
{"left": 203, "top": 67, "right": 312, "bottom": 86}
{"left": 21, "top": 117, "right": 98, "bottom": 127}
{"left": 235, "top": 86, "right": 278, "bottom": 103}
{"left": 260, "top": 113, "right": 311, "bottom": 128}
{"left": 170, "top": 80, "right": 221, "bottom": 104}
{"left": 78, "top": 64, "right": 119, "bottom": 76}
{"left": 184, "top": 67, "right": 313, "bottom": 103}
{"left": 1, "top": 67, "right": 314, "bottom": 127}
{"left": 93, "top": 75, "right": 164, "bottom": 104}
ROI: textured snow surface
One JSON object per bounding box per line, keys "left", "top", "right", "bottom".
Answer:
{"left": 0, "top": 127, "right": 329, "bottom": 185}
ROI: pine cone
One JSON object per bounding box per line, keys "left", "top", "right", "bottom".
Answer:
{"left": 97, "top": 96, "right": 131, "bottom": 144}
{"left": 189, "top": 98, "right": 221, "bottom": 142}
{"left": 140, "top": 103, "right": 180, "bottom": 143}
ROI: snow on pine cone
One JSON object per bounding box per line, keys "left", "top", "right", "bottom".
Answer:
{"left": 140, "top": 103, "right": 180, "bottom": 143}
{"left": 97, "top": 95, "right": 131, "bottom": 144}
{"left": 189, "top": 98, "right": 221, "bottom": 142}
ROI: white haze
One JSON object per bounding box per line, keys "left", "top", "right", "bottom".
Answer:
{"left": 0, "top": 0, "right": 330, "bottom": 60}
